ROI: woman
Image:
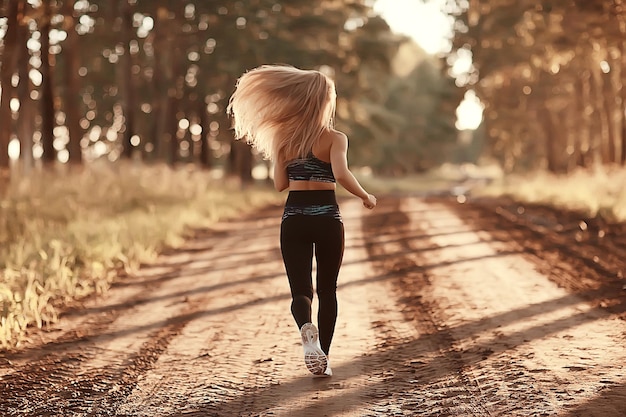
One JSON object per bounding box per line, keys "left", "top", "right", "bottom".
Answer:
{"left": 227, "top": 64, "right": 376, "bottom": 377}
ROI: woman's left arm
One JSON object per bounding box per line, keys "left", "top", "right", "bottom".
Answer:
{"left": 273, "top": 159, "right": 289, "bottom": 192}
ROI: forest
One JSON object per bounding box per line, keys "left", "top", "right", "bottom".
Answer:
{"left": 0, "top": 0, "right": 464, "bottom": 182}
{"left": 451, "top": 0, "right": 626, "bottom": 173}
{"left": 1, "top": 1, "right": 625, "bottom": 179}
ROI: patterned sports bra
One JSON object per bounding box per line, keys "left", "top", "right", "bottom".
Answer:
{"left": 286, "top": 152, "right": 335, "bottom": 183}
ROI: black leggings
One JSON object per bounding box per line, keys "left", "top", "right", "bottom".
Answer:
{"left": 280, "top": 192, "right": 344, "bottom": 355}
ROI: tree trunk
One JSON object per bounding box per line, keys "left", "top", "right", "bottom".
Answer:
{"left": 614, "top": 0, "right": 626, "bottom": 165}
{"left": 621, "top": 41, "right": 626, "bottom": 165}
{"left": 198, "top": 100, "right": 211, "bottom": 168}
{"left": 153, "top": 6, "right": 173, "bottom": 163}
{"left": 62, "top": 0, "right": 83, "bottom": 165}
{"left": 120, "top": 0, "right": 136, "bottom": 159}
{"left": 163, "top": 72, "right": 185, "bottom": 166}
{"left": 39, "top": 0, "right": 57, "bottom": 165}
{"left": 589, "top": 61, "right": 611, "bottom": 165}
{"left": 167, "top": 94, "right": 179, "bottom": 166}
{"left": 230, "top": 140, "right": 253, "bottom": 184}
{"left": 539, "top": 107, "right": 559, "bottom": 173}
{"left": 16, "top": 1, "right": 34, "bottom": 173}
{"left": 574, "top": 74, "right": 590, "bottom": 168}
{"left": 0, "top": 0, "right": 19, "bottom": 170}
{"left": 602, "top": 65, "right": 616, "bottom": 164}
{"left": 622, "top": 114, "right": 626, "bottom": 165}
{"left": 146, "top": 32, "right": 160, "bottom": 161}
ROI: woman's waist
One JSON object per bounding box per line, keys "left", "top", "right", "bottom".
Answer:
{"left": 288, "top": 180, "right": 336, "bottom": 191}
{"left": 285, "top": 189, "right": 338, "bottom": 206}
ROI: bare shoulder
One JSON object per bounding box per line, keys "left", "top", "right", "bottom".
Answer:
{"left": 330, "top": 129, "right": 347, "bottom": 140}
{"left": 326, "top": 129, "right": 348, "bottom": 148}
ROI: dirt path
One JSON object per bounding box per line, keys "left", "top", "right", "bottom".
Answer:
{"left": 1, "top": 195, "right": 625, "bottom": 416}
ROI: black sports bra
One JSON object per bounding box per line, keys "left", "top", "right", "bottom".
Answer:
{"left": 286, "top": 152, "right": 335, "bottom": 183}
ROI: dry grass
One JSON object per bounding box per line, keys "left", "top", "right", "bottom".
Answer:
{"left": 0, "top": 161, "right": 282, "bottom": 349}
{"left": 474, "top": 166, "right": 626, "bottom": 222}
{"left": 359, "top": 164, "right": 626, "bottom": 223}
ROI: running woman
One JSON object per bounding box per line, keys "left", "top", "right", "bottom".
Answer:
{"left": 227, "top": 64, "right": 377, "bottom": 377}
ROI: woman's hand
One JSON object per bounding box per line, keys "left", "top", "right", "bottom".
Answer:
{"left": 362, "top": 194, "right": 377, "bottom": 210}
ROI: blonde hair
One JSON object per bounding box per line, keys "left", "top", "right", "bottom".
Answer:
{"left": 227, "top": 64, "right": 336, "bottom": 162}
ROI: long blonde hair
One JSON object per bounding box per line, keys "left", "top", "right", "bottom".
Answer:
{"left": 227, "top": 65, "right": 336, "bottom": 162}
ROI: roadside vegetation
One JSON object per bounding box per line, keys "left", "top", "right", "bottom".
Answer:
{"left": 360, "top": 163, "right": 626, "bottom": 223}
{"left": 0, "top": 162, "right": 282, "bottom": 349}
{"left": 475, "top": 166, "right": 626, "bottom": 223}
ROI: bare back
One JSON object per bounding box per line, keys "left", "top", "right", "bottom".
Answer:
{"left": 288, "top": 130, "right": 338, "bottom": 191}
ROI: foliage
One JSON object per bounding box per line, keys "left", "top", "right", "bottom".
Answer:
{"left": 0, "top": 0, "right": 462, "bottom": 176}
{"left": 383, "top": 58, "right": 462, "bottom": 173}
{"left": 445, "top": 0, "right": 626, "bottom": 173}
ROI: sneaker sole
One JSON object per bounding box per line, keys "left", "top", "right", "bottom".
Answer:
{"left": 313, "top": 366, "right": 332, "bottom": 378}
{"left": 301, "top": 324, "right": 328, "bottom": 375}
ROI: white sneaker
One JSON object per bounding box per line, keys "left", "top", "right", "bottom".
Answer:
{"left": 300, "top": 323, "right": 328, "bottom": 376}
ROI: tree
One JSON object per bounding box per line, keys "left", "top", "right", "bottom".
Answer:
{"left": 0, "top": 0, "right": 459, "bottom": 179}
{"left": 0, "top": 0, "right": 19, "bottom": 171}
{"left": 16, "top": 0, "right": 35, "bottom": 172}
{"left": 384, "top": 54, "right": 461, "bottom": 173}
{"left": 39, "top": 0, "right": 57, "bottom": 165}
{"left": 61, "top": 0, "right": 83, "bottom": 164}
{"left": 446, "top": 0, "right": 626, "bottom": 172}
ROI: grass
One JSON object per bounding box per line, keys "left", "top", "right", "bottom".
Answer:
{"left": 0, "top": 161, "right": 283, "bottom": 349}
{"left": 473, "top": 165, "right": 626, "bottom": 222}
{"left": 358, "top": 163, "right": 626, "bottom": 223}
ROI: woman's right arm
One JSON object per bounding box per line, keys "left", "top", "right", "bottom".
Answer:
{"left": 330, "top": 132, "right": 376, "bottom": 209}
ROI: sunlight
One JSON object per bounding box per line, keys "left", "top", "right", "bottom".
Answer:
{"left": 49, "top": 28, "right": 67, "bottom": 44}
{"left": 374, "top": 0, "right": 483, "bottom": 130}
{"left": 8, "top": 138, "right": 20, "bottom": 160}
{"left": 373, "top": 0, "right": 453, "bottom": 55}
{"left": 137, "top": 15, "right": 153, "bottom": 38}
{"left": 252, "top": 164, "right": 269, "bottom": 180}
{"left": 456, "top": 90, "right": 484, "bottom": 130}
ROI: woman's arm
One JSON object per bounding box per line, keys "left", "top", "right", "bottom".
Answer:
{"left": 330, "top": 132, "right": 376, "bottom": 209}
{"left": 273, "top": 159, "right": 289, "bottom": 192}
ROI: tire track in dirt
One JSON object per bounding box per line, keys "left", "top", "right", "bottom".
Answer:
{"left": 362, "top": 196, "right": 626, "bottom": 416}
{"left": 361, "top": 197, "right": 494, "bottom": 416}
{"left": 0, "top": 255, "right": 202, "bottom": 416}
{"left": 442, "top": 197, "right": 626, "bottom": 318}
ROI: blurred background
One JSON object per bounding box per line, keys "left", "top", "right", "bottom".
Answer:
{"left": 0, "top": 0, "right": 479, "bottom": 182}
{"left": 2, "top": 0, "right": 623, "bottom": 181}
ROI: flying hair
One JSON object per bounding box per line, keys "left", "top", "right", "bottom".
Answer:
{"left": 226, "top": 64, "right": 336, "bottom": 162}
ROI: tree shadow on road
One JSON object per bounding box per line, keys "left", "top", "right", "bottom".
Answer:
{"left": 2, "top": 196, "right": 626, "bottom": 416}
{"left": 185, "top": 283, "right": 625, "bottom": 416}
{"left": 559, "top": 382, "right": 626, "bottom": 417}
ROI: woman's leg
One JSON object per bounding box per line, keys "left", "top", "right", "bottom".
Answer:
{"left": 313, "top": 218, "right": 345, "bottom": 355}
{"left": 280, "top": 216, "right": 314, "bottom": 328}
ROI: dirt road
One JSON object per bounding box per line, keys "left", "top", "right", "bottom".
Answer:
{"left": 1, "top": 195, "right": 625, "bottom": 416}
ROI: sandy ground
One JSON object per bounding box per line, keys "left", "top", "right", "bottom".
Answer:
{"left": 0, "top": 195, "right": 625, "bottom": 416}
